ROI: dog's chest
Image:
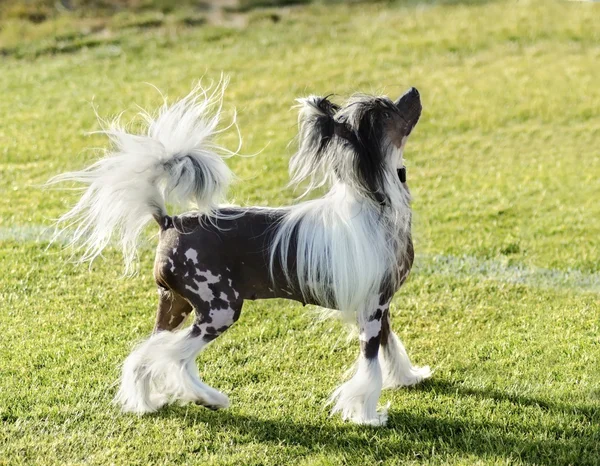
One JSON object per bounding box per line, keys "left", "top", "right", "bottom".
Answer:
{"left": 397, "top": 235, "right": 414, "bottom": 288}
{"left": 393, "top": 204, "right": 414, "bottom": 289}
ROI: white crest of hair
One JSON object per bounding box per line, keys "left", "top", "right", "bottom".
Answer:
{"left": 115, "top": 326, "right": 229, "bottom": 414}
{"left": 47, "top": 78, "right": 236, "bottom": 273}
{"left": 287, "top": 95, "right": 339, "bottom": 195}
{"left": 271, "top": 95, "right": 412, "bottom": 322}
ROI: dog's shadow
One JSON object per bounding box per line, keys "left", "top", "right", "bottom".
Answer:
{"left": 157, "top": 378, "right": 598, "bottom": 464}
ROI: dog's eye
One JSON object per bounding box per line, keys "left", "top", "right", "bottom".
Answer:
{"left": 383, "top": 112, "right": 392, "bottom": 120}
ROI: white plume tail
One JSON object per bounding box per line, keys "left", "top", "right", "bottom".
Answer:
{"left": 48, "top": 80, "right": 235, "bottom": 272}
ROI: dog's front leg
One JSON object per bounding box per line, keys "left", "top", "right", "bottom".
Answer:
{"left": 329, "top": 303, "right": 388, "bottom": 426}
{"left": 379, "top": 308, "right": 431, "bottom": 388}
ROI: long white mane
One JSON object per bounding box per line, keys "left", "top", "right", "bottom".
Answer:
{"left": 270, "top": 96, "right": 412, "bottom": 318}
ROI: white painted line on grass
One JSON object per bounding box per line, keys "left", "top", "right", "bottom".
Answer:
{"left": 1, "top": 225, "right": 598, "bottom": 293}
{"left": 414, "top": 254, "right": 600, "bottom": 293}
{"left": 0, "top": 225, "right": 57, "bottom": 242}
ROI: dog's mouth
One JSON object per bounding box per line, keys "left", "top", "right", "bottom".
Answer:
{"left": 395, "top": 87, "right": 422, "bottom": 134}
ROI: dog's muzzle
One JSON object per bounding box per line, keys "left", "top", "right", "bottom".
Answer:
{"left": 395, "top": 87, "right": 422, "bottom": 131}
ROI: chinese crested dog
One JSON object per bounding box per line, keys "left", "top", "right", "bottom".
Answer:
{"left": 51, "top": 81, "right": 430, "bottom": 426}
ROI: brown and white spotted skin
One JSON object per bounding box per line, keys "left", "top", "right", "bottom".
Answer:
{"left": 153, "top": 208, "right": 301, "bottom": 334}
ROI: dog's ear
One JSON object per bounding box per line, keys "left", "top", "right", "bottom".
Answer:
{"left": 288, "top": 95, "right": 341, "bottom": 192}
{"left": 296, "top": 95, "right": 340, "bottom": 154}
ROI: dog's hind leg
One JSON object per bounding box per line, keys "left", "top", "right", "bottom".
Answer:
{"left": 329, "top": 299, "right": 388, "bottom": 426}
{"left": 158, "top": 288, "right": 244, "bottom": 410}
{"left": 153, "top": 288, "right": 192, "bottom": 333}
{"left": 379, "top": 308, "right": 431, "bottom": 389}
{"left": 115, "top": 285, "right": 243, "bottom": 414}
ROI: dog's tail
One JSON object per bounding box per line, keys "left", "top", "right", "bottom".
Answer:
{"left": 48, "top": 80, "right": 235, "bottom": 272}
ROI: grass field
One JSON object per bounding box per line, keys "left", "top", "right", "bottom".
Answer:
{"left": 1, "top": 0, "right": 599, "bottom": 464}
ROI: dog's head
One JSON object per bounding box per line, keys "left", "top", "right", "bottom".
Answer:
{"left": 290, "top": 88, "right": 421, "bottom": 205}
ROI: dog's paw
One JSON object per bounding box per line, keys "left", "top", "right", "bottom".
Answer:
{"left": 402, "top": 365, "right": 432, "bottom": 386}
{"left": 115, "top": 387, "right": 163, "bottom": 415}
{"left": 330, "top": 394, "right": 389, "bottom": 427}
{"left": 355, "top": 408, "right": 388, "bottom": 427}
{"left": 194, "top": 390, "right": 230, "bottom": 410}
{"left": 194, "top": 401, "right": 222, "bottom": 411}
{"left": 195, "top": 398, "right": 229, "bottom": 411}
{"left": 384, "top": 365, "right": 432, "bottom": 389}
{"left": 149, "top": 393, "right": 169, "bottom": 409}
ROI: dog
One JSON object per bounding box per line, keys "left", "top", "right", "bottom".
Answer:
{"left": 50, "top": 81, "right": 431, "bottom": 426}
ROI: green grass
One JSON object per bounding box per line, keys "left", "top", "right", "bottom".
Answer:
{"left": 1, "top": 0, "right": 599, "bottom": 464}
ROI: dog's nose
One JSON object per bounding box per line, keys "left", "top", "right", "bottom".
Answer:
{"left": 408, "top": 87, "right": 419, "bottom": 98}
{"left": 395, "top": 87, "right": 420, "bottom": 107}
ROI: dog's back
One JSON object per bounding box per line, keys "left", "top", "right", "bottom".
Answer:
{"left": 154, "top": 207, "right": 307, "bottom": 307}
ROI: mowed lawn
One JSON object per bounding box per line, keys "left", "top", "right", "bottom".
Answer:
{"left": 1, "top": 0, "right": 599, "bottom": 464}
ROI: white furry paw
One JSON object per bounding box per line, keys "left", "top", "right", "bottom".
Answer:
{"left": 194, "top": 390, "right": 230, "bottom": 410}
{"left": 331, "top": 400, "right": 389, "bottom": 427}
{"left": 402, "top": 364, "right": 432, "bottom": 386}
{"left": 114, "top": 387, "right": 161, "bottom": 415}
{"left": 384, "top": 365, "right": 432, "bottom": 389}
{"left": 329, "top": 383, "right": 388, "bottom": 427}
{"left": 357, "top": 408, "right": 389, "bottom": 427}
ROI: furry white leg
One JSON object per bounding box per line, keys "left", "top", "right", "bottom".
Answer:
{"left": 115, "top": 327, "right": 229, "bottom": 414}
{"left": 329, "top": 356, "right": 387, "bottom": 426}
{"left": 115, "top": 341, "right": 162, "bottom": 414}
{"left": 380, "top": 330, "right": 431, "bottom": 389}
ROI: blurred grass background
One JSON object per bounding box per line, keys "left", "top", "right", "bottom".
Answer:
{"left": 0, "top": 0, "right": 495, "bottom": 57}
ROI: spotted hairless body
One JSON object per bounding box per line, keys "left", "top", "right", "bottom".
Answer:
{"left": 154, "top": 191, "right": 413, "bottom": 364}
